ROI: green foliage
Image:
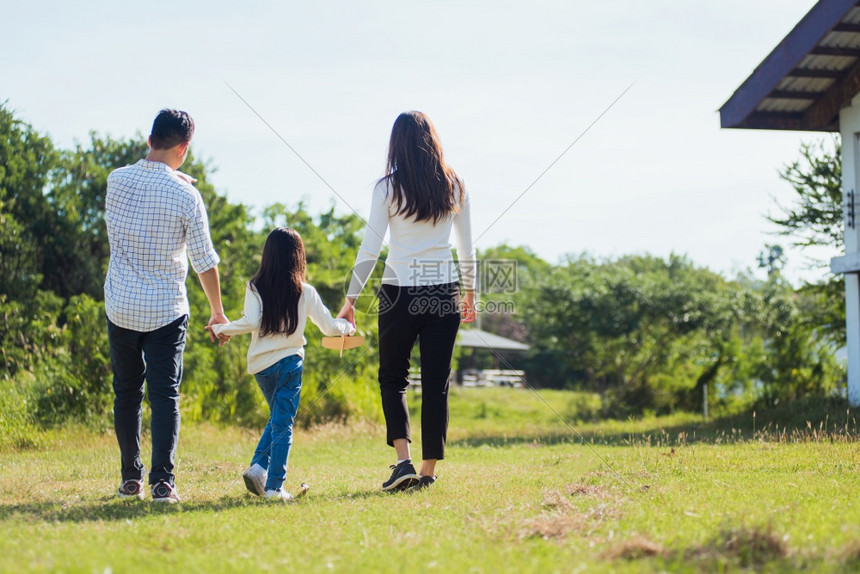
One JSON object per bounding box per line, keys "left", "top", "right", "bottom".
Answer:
{"left": 0, "top": 290, "right": 65, "bottom": 378}
{"left": 0, "top": 102, "right": 847, "bottom": 432}
{"left": 43, "top": 134, "right": 148, "bottom": 299}
{"left": 0, "top": 375, "right": 40, "bottom": 450}
{"left": 496, "top": 252, "right": 843, "bottom": 415}
{"left": 769, "top": 137, "right": 842, "bottom": 250}
{"left": 34, "top": 295, "right": 113, "bottom": 425}
{"left": 749, "top": 275, "right": 843, "bottom": 405}
{"left": 0, "top": 103, "right": 56, "bottom": 302}
{"left": 0, "top": 102, "right": 385, "bottom": 429}
{"left": 769, "top": 137, "right": 846, "bottom": 343}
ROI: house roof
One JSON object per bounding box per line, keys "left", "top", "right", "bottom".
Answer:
{"left": 721, "top": 0, "right": 860, "bottom": 131}
{"left": 457, "top": 328, "right": 530, "bottom": 351}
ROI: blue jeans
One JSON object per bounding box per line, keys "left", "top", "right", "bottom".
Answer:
{"left": 252, "top": 354, "right": 303, "bottom": 491}
{"left": 107, "top": 314, "right": 187, "bottom": 485}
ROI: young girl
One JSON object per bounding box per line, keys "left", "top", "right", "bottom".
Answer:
{"left": 209, "top": 227, "right": 355, "bottom": 500}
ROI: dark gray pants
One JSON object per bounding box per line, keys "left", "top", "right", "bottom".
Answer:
{"left": 107, "top": 314, "right": 187, "bottom": 485}
{"left": 377, "top": 283, "right": 461, "bottom": 460}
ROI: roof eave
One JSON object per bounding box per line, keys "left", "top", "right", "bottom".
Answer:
{"left": 720, "top": 0, "right": 859, "bottom": 131}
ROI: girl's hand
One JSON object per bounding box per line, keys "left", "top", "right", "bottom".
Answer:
{"left": 337, "top": 299, "right": 356, "bottom": 328}
{"left": 205, "top": 325, "right": 231, "bottom": 347}
{"left": 461, "top": 290, "right": 477, "bottom": 323}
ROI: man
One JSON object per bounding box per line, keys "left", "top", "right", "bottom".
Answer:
{"left": 104, "top": 109, "right": 227, "bottom": 503}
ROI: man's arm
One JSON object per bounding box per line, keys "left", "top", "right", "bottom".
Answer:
{"left": 198, "top": 266, "right": 228, "bottom": 342}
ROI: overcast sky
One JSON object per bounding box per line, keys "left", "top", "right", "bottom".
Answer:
{"left": 2, "top": 0, "right": 836, "bottom": 284}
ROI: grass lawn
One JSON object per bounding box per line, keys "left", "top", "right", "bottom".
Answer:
{"left": 2, "top": 387, "right": 860, "bottom": 573}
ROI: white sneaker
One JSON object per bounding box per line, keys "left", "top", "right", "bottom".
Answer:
{"left": 242, "top": 464, "right": 267, "bottom": 496}
{"left": 265, "top": 489, "right": 294, "bottom": 501}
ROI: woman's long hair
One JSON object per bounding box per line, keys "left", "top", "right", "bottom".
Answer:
{"left": 382, "top": 111, "right": 464, "bottom": 223}
{"left": 250, "top": 227, "right": 306, "bottom": 337}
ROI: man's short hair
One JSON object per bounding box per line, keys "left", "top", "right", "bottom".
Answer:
{"left": 149, "top": 109, "right": 195, "bottom": 150}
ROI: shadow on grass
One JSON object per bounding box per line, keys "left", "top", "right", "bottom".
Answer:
{"left": 0, "top": 494, "right": 269, "bottom": 524}
{"left": 0, "top": 488, "right": 408, "bottom": 523}
{"left": 450, "top": 396, "right": 860, "bottom": 449}
{"left": 325, "top": 489, "right": 394, "bottom": 501}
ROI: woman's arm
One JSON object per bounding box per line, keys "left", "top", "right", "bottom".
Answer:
{"left": 307, "top": 285, "right": 357, "bottom": 336}
{"left": 453, "top": 189, "right": 477, "bottom": 323}
{"left": 340, "top": 181, "right": 390, "bottom": 324}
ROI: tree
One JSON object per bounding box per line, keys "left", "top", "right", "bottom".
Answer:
{"left": 769, "top": 138, "right": 842, "bottom": 251}
{"left": 767, "top": 137, "right": 845, "bottom": 344}
{"left": 0, "top": 102, "right": 56, "bottom": 302}
{"left": 43, "top": 134, "right": 149, "bottom": 300}
{"left": 514, "top": 253, "right": 842, "bottom": 414}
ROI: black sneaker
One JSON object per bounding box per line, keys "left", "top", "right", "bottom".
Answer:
{"left": 151, "top": 480, "right": 180, "bottom": 504}
{"left": 409, "top": 475, "right": 437, "bottom": 492}
{"left": 381, "top": 460, "right": 419, "bottom": 492}
{"left": 117, "top": 479, "right": 145, "bottom": 500}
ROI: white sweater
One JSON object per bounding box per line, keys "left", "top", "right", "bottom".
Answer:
{"left": 347, "top": 179, "right": 476, "bottom": 297}
{"left": 212, "top": 282, "right": 355, "bottom": 374}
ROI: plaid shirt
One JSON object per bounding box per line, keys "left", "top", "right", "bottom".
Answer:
{"left": 104, "top": 159, "right": 220, "bottom": 332}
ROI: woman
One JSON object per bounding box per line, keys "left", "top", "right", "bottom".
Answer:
{"left": 338, "top": 111, "right": 476, "bottom": 492}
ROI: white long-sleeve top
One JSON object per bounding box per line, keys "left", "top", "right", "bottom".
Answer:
{"left": 212, "top": 282, "right": 355, "bottom": 374}
{"left": 347, "top": 179, "right": 476, "bottom": 297}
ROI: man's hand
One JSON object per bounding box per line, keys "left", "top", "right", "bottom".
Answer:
{"left": 207, "top": 312, "right": 229, "bottom": 345}
{"left": 461, "top": 290, "right": 477, "bottom": 324}
{"left": 204, "top": 324, "right": 230, "bottom": 346}
{"left": 176, "top": 171, "right": 198, "bottom": 184}
{"left": 337, "top": 299, "right": 356, "bottom": 328}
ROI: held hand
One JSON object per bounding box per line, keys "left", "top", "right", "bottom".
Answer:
{"left": 337, "top": 300, "right": 356, "bottom": 328}
{"left": 461, "top": 290, "right": 477, "bottom": 324}
{"left": 207, "top": 312, "right": 229, "bottom": 344}
{"left": 205, "top": 325, "right": 231, "bottom": 347}
{"left": 176, "top": 171, "right": 198, "bottom": 184}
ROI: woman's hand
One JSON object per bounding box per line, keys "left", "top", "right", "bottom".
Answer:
{"left": 461, "top": 290, "right": 476, "bottom": 323}
{"left": 337, "top": 298, "right": 356, "bottom": 328}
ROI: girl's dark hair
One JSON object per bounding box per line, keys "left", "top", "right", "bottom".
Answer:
{"left": 382, "top": 111, "right": 464, "bottom": 224}
{"left": 250, "top": 227, "right": 306, "bottom": 337}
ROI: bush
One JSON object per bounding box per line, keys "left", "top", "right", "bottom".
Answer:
{"left": 35, "top": 295, "right": 112, "bottom": 426}
{"left": 0, "top": 375, "right": 41, "bottom": 451}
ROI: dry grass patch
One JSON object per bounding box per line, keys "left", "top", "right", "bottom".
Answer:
{"left": 838, "top": 540, "right": 860, "bottom": 565}
{"left": 686, "top": 526, "right": 790, "bottom": 568}
{"left": 602, "top": 535, "right": 666, "bottom": 560}
{"left": 519, "top": 486, "right": 623, "bottom": 541}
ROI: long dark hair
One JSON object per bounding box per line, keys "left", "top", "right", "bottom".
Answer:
{"left": 382, "top": 111, "right": 464, "bottom": 224}
{"left": 250, "top": 228, "right": 306, "bottom": 337}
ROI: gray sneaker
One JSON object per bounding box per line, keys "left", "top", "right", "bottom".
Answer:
{"left": 242, "top": 463, "right": 267, "bottom": 496}
{"left": 381, "top": 461, "right": 419, "bottom": 492}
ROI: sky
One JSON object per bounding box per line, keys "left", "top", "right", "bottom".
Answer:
{"left": 1, "top": 0, "right": 839, "bottom": 284}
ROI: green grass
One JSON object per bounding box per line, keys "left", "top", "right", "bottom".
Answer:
{"left": 2, "top": 388, "right": 860, "bottom": 572}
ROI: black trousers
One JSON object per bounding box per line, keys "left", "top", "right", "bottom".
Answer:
{"left": 107, "top": 314, "right": 187, "bottom": 485}
{"left": 377, "top": 282, "right": 461, "bottom": 460}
